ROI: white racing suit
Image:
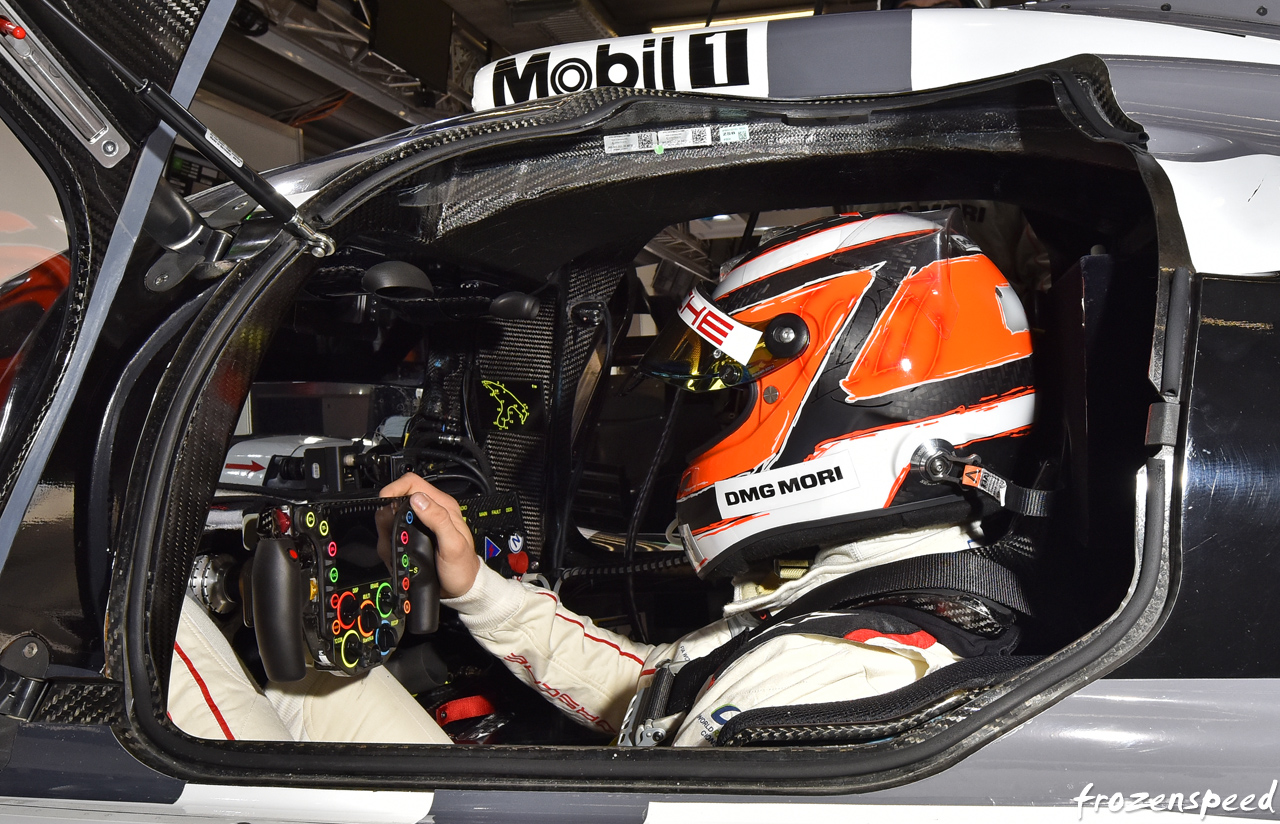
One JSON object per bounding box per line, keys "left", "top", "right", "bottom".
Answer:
{"left": 170, "top": 523, "right": 981, "bottom": 745}
{"left": 443, "top": 524, "right": 978, "bottom": 746}
{"left": 170, "top": 593, "right": 451, "bottom": 743}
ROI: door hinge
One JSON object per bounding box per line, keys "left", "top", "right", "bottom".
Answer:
{"left": 0, "top": 666, "right": 46, "bottom": 721}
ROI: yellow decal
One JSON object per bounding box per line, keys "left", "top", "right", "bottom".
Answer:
{"left": 481, "top": 380, "right": 531, "bottom": 431}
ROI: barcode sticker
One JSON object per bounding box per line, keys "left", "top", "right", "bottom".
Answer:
{"left": 604, "top": 132, "right": 656, "bottom": 154}
{"left": 656, "top": 127, "right": 712, "bottom": 149}
{"left": 604, "top": 127, "right": 714, "bottom": 155}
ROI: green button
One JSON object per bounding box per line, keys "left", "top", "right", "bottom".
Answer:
{"left": 328, "top": 567, "right": 339, "bottom": 583}
{"left": 401, "top": 553, "right": 409, "bottom": 568}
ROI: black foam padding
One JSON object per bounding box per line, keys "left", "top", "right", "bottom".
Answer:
{"left": 362, "top": 260, "right": 434, "bottom": 299}
{"left": 489, "top": 292, "right": 540, "bottom": 320}
{"left": 716, "top": 654, "right": 1041, "bottom": 746}
{"left": 771, "top": 549, "right": 1033, "bottom": 618}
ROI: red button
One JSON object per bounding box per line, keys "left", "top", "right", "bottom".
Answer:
{"left": 0, "top": 19, "right": 28, "bottom": 39}
{"left": 401, "top": 576, "right": 410, "bottom": 591}
{"left": 400, "top": 530, "right": 409, "bottom": 545}
{"left": 330, "top": 594, "right": 340, "bottom": 609}
{"left": 508, "top": 551, "right": 529, "bottom": 575}
{"left": 328, "top": 541, "right": 338, "bottom": 557}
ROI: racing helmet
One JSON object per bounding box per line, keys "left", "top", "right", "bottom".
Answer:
{"left": 639, "top": 211, "right": 1035, "bottom": 578}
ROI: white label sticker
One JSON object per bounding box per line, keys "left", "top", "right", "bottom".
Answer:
{"left": 656, "top": 126, "right": 712, "bottom": 149}
{"left": 205, "top": 128, "right": 243, "bottom": 168}
{"left": 719, "top": 124, "right": 750, "bottom": 143}
{"left": 604, "top": 132, "right": 656, "bottom": 154}
{"left": 716, "top": 451, "right": 860, "bottom": 518}
{"left": 676, "top": 289, "right": 762, "bottom": 365}
{"left": 605, "top": 128, "right": 714, "bottom": 154}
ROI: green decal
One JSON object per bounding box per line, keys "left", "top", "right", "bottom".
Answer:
{"left": 481, "top": 380, "right": 531, "bottom": 431}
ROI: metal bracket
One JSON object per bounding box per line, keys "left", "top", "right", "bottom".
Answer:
{"left": 1145, "top": 401, "right": 1181, "bottom": 447}
{"left": 911, "top": 439, "right": 1053, "bottom": 518}
{"left": 0, "top": 0, "right": 130, "bottom": 167}
{"left": 618, "top": 660, "right": 684, "bottom": 747}
{"left": 0, "top": 667, "right": 45, "bottom": 722}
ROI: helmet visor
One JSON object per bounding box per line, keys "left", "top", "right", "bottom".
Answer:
{"left": 639, "top": 286, "right": 806, "bottom": 392}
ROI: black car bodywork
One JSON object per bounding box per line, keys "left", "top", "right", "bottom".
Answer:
{"left": 0, "top": 0, "right": 1278, "bottom": 815}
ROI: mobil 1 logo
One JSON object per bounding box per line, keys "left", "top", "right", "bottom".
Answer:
{"left": 715, "top": 450, "right": 859, "bottom": 519}
{"left": 472, "top": 23, "right": 769, "bottom": 110}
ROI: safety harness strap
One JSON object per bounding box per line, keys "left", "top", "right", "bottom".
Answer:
{"left": 657, "top": 547, "right": 1030, "bottom": 723}
{"left": 775, "top": 550, "right": 1033, "bottom": 620}
{"left": 914, "top": 442, "right": 1054, "bottom": 518}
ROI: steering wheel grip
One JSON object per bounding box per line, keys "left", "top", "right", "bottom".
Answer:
{"left": 251, "top": 537, "right": 308, "bottom": 682}
{"left": 400, "top": 503, "right": 440, "bottom": 635}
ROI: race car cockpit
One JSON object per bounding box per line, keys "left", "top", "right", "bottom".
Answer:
{"left": 123, "top": 70, "right": 1162, "bottom": 787}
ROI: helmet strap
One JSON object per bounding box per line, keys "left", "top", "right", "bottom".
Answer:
{"left": 912, "top": 441, "right": 1053, "bottom": 518}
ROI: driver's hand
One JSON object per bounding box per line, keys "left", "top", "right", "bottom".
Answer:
{"left": 379, "top": 473, "right": 481, "bottom": 599}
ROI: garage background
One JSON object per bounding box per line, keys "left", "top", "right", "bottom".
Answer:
{"left": 170, "top": 0, "right": 1024, "bottom": 193}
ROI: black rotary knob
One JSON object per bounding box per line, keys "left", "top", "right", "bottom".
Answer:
{"left": 376, "top": 582, "right": 395, "bottom": 616}
{"left": 358, "top": 603, "right": 379, "bottom": 637}
{"left": 338, "top": 591, "right": 359, "bottom": 627}
{"left": 342, "top": 632, "right": 362, "bottom": 669}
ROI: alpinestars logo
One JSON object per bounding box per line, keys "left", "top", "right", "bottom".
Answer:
{"left": 472, "top": 24, "right": 769, "bottom": 111}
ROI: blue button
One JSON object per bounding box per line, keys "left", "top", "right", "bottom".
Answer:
{"left": 406, "top": 510, "right": 414, "bottom": 524}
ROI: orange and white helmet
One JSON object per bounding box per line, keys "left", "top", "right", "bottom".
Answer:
{"left": 639, "top": 211, "right": 1036, "bottom": 578}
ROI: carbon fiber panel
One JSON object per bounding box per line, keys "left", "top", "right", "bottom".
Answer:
{"left": 477, "top": 301, "right": 556, "bottom": 560}
{"left": 33, "top": 680, "right": 125, "bottom": 725}
{"left": 13, "top": 0, "right": 206, "bottom": 141}
{"left": 0, "top": 2, "right": 210, "bottom": 669}
{"left": 153, "top": 265, "right": 309, "bottom": 693}
{"left": 109, "top": 239, "right": 314, "bottom": 711}
{"left": 474, "top": 262, "right": 624, "bottom": 566}
{"left": 0, "top": 0, "right": 208, "bottom": 505}
{"left": 431, "top": 114, "right": 1024, "bottom": 244}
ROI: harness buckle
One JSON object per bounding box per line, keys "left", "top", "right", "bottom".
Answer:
{"left": 618, "top": 660, "right": 685, "bottom": 747}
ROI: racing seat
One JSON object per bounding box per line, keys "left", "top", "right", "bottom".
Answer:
{"left": 715, "top": 654, "right": 1040, "bottom": 746}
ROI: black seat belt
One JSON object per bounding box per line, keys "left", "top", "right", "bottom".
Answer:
{"left": 669, "top": 545, "right": 1031, "bottom": 712}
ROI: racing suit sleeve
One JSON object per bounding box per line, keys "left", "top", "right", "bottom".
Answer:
{"left": 442, "top": 563, "right": 660, "bottom": 735}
